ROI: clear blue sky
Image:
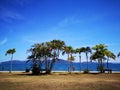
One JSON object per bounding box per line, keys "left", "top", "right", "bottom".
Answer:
{"left": 0, "top": 0, "right": 120, "bottom": 62}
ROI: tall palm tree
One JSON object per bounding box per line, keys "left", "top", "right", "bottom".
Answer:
{"left": 105, "top": 50, "right": 116, "bottom": 69}
{"left": 48, "top": 40, "right": 65, "bottom": 73}
{"left": 92, "top": 44, "right": 107, "bottom": 64}
{"left": 76, "top": 47, "right": 85, "bottom": 72}
{"left": 68, "top": 54, "right": 75, "bottom": 72}
{"left": 91, "top": 44, "right": 107, "bottom": 73}
{"left": 62, "top": 46, "right": 74, "bottom": 73}
{"left": 5, "top": 48, "right": 16, "bottom": 73}
{"left": 69, "top": 48, "right": 75, "bottom": 72}
{"left": 84, "top": 47, "right": 92, "bottom": 70}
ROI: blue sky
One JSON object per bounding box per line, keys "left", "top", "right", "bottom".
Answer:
{"left": 0, "top": 0, "right": 120, "bottom": 62}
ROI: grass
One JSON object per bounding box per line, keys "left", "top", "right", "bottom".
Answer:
{"left": 0, "top": 72, "right": 120, "bottom": 90}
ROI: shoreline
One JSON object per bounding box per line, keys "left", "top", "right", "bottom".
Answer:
{"left": 0, "top": 71, "right": 120, "bottom": 73}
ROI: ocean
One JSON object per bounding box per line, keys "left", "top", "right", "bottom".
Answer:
{"left": 0, "top": 60, "right": 120, "bottom": 71}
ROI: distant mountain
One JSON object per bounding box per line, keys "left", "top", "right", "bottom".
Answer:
{"left": 1, "top": 60, "right": 26, "bottom": 64}
{"left": 0, "top": 60, "right": 31, "bottom": 71}
{"left": 0, "top": 60, "right": 120, "bottom": 71}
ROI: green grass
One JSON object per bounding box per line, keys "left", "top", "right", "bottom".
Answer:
{"left": 0, "top": 72, "right": 120, "bottom": 90}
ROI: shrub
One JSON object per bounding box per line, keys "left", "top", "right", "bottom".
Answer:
{"left": 83, "top": 69, "right": 90, "bottom": 74}
{"left": 25, "top": 68, "right": 30, "bottom": 72}
{"left": 32, "top": 67, "right": 40, "bottom": 75}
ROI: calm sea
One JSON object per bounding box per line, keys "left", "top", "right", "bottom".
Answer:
{"left": 0, "top": 60, "right": 120, "bottom": 71}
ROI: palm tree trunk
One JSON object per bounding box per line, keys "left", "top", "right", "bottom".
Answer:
{"left": 47, "top": 50, "right": 56, "bottom": 74}
{"left": 97, "top": 60, "right": 99, "bottom": 71}
{"left": 10, "top": 54, "right": 13, "bottom": 73}
{"left": 67, "top": 54, "right": 70, "bottom": 73}
{"left": 79, "top": 55, "right": 81, "bottom": 72}
{"left": 45, "top": 56, "right": 49, "bottom": 73}
{"left": 107, "top": 58, "right": 109, "bottom": 69}
{"left": 48, "top": 59, "right": 55, "bottom": 74}
{"left": 39, "top": 60, "right": 42, "bottom": 74}
{"left": 86, "top": 53, "right": 88, "bottom": 70}
{"left": 70, "top": 61, "right": 72, "bottom": 73}
{"left": 100, "top": 59, "right": 103, "bottom": 73}
{"left": 68, "top": 60, "right": 70, "bottom": 73}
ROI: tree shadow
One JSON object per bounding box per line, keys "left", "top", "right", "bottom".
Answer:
{"left": 16, "top": 71, "right": 119, "bottom": 76}
{"left": 16, "top": 72, "right": 51, "bottom": 76}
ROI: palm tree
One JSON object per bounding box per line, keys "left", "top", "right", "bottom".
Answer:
{"left": 76, "top": 47, "right": 85, "bottom": 72}
{"left": 48, "top": 40, "right": 65, "bottom": 74}
{"left": 27, "top": 40, "right": 65, "bottom": 74}
{"left": 28, "top": 43, "right": 53, "bottom": 74}
{"left": 62, "top": 46, "right": 74, "bottom": 73}
{"left": 91, "top": 44, "right": 107, "bottom": 73}
{"left": 84, "top": 47, "right": 92, "bottom": 70}
{"left": 68, "top": 54, "right": 75, "bottom": 72}
{"left": 105, "top": 50, "right": 116, "bottom": 69}
{"left": 5, "top": 48, "right": 16, "bottom": 73}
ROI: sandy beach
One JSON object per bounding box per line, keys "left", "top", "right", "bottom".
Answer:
{"left": 1, "top": 70, "right": 120, "bottom": 73}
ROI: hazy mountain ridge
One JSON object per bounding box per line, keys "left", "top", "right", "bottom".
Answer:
{"left": 0, "top": 60, "right": 120, "bottom": 71}
{"left": 0, "top": 59, "right": 120, "bottom": 65}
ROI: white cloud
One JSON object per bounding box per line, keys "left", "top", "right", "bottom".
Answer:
{"left": 23, "top": 38, "right": 37, "bottom": 43}
{"left": 0, "top": 38, "right": 8, "bottom": 45}
{"left": 57, "top": 13, "right": 106, "bottom": 29}
{"left": 106, "top": 43, "right": 120, "bottom": 46}
{"left": 0, "top": 6, "right": 25, "bottom": 23}
{"left": 22, "top": 36, "right": 40, "bottom": 44}
{"left": 2, "top": 11, "right": 24, "bottom": 22}
{"left": 58, "top": 16, "right": 80, "bottom": 27}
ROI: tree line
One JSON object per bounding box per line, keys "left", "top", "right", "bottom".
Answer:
{"left": 5, "top": 39, "right": 120, "bottom": 74}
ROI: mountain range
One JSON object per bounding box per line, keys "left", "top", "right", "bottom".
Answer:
{"left": 0, "top": 60, "right": 120, "bottom": 71}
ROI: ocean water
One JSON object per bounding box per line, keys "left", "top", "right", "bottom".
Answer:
{"left": 0, "top": 60, "right": 120, "bottom": 71}
{"left": 53, "top": 62, "right": 120, "bottom": 71}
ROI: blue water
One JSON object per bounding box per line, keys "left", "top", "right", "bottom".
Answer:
{"left": 0, "top": 61, "right": 120, "bottom": 71}
{"left": 53, "top": 62, "right": 120, "bottom": 71}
